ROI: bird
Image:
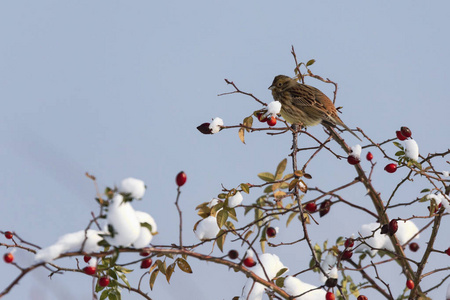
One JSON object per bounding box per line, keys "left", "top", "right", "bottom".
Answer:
{"left": 269, "top": 75, "right": 361, "bottom": 141}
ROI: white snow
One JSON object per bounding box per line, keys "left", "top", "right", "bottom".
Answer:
{"left": 228, "top": 192, "right": 243, "bottom": 208}
{"left": 428, "top": 193, "right": 450, "bottom": 213}
{"left": 118, "top": 177, "right": 146, "bottom": 199}
{"left": 88, "top": 257, "right": 98, "bottom": 267}
{"left": 195, "top": 216, "right": 220, "bottom": 240}
{"left": 350, "top": 144, "right": 362, "bottom": 159}
{"left": 240, "top": 253, "right": 287, "bottom": 300}
{"left": 103, "top": 194, "right": 141, "bottom": 247}
{"left": 133, "top": 211, "right": 158, "bottom": 248}
{"left": 443, "top": 171, "right": 449, "bottom": 178}
{"left": 208, "top": 198, "right": 220, "bottom": 208}
{"left": 319, "top": 252, "right": 337, "bottom": 283}
{"left": 35, "top": 229, "right": 103, "bottom": 263}
{"left": 404, "top": 139, "right": 419, "bottom": 161}
{"left": 356, "top": 220, "right": 419, "bottom": 255}
{"left": 267, "top": 101, "right": 281, "bottom": 116}
{"left": 284, "top": 276, "right": 326, "bottom": 300}
{"left": 209, "top": 117, "right": 223, "bottom": 134}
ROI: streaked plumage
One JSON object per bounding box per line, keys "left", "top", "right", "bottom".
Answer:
{"left": 269, "top": 75, "right": 361, "bottom": 141}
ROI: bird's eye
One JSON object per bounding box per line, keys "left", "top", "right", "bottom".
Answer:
{"left": 277, "top": 82, "right": 282, "bottom": 87}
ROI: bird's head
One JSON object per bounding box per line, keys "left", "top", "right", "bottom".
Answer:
{"left": 268, "top": 75, "right": 294, "bottom": 91}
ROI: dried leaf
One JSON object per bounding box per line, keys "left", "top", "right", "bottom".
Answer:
{"left": 238, "top": 127, "right": 245, "bottom": 144}
{"left": 176, "top": 258, "right": 193, "bottom": 273}
{"left": 240, "top": 183, "right": 250, "bottom": 194}
{"left": 149, "top": 269, "right": 159, "bottom": 290}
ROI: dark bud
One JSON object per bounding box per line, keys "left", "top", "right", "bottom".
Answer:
{"left": 380, "top": 224, "right": 389, "bottom": 235}
{"left": 197, "top": 123, "right": 212, "bottom": 134}
{"left": 409, "top": 242, "right": 419, "bottom": 252}
{"left": 319, "top": 200, "right": 331, "bottom": 217}
{"left": 228, "top": 250, "right": 239, "bottom": 260}
{"left": 325, "top": 277, "right": 338, "bottom": 288}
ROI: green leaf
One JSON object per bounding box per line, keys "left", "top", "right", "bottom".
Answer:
{"left": 240, "top": 183, "right": 250, "bottom": 194}
{"left": 395, "top": 151, "right": 405, "bottom": 156}
{"left": 108, "top": 269, "right": 118, "bottom": 280}
{"left": 260, "top": 240, "right": 266, "bottom": 253}
{"left": 227, "top": 208, "right": 238, "bottom": 221}
{"left": 140, "top": 222, "right": 153, "bottom": 233}
{"left": 255, "top": 209, "right": 263, "bottom": 226}
{"left": 114, "top": 266, "right": 133, "bottom": 274}
{"left": 275, "top": 277, "right": 285, "bottom": 287}
{"left": 216, "top": 210, "right": 228, "bottom": 228}
{"left": 306, "top": 59, "right": 315, "bottom": 66}
{"left": 393, "top": 141, "right": 402, "bottom": 148}
{"left": 286, "top": 211, "right": 297, "bottom": 227}
{"left": 275, "top": 268, "right": 288, "bottom": 277}
{"left": 118, "top": 272, "right": 131, "bottom": 289}
{"left": 258, "top": 172, "right": 275, "bottom": 182}
{"left": 275, "top": 158, "right": 287, "bottom": 180}
{"left": 177, "top": 258, "right": 193, "bottom": 273}
{"left": 263, "top": 185, "right": 273, "bottom": 194}
{"left": 217, "top": 230, "right": 226, "bottom": 252}
{"left": 100, "top": 289, "right": 109, "bottom": 300}
{"left": 149, "top": 269, "right": 159, "bottom": 290}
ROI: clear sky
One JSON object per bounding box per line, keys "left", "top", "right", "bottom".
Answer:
{"left": 1, "top": 1, "right": 449, "bottom": 299}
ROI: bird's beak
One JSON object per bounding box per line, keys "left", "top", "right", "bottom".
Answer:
{"left": 268, "top": 85, "right": 274, "bottom": 90}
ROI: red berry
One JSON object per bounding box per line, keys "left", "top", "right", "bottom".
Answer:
{"left": 445, "top": 247, "right": 450, "bottom": 256}
{"left": 257, "top": 112, "right": 268, "bottom": 122}
{"left": 266, "top": 116, "right": 277, "bottom": 126}
{"left": 384, "top": 163, "right": 397, "bottom": 173}
{"left": 266, "top": 227, "right": 277, "bottom": 238}
{"left": 83, "top": 266, "right": 96, "bottom": 275}
{"left": 243, "top": 257, "right": 256, "bottom": 268}
{"left": 305, "top": 202, "right": 317, "bottom": 213}
{"left": 98, "top": 276, "right": 110, "bottom": 287}
{"left": 389, "top": 219, "right": 398, "bottom": 235}
{"left": 176, "top": 171, "right": 187, "bottom": 187}
{"left": 401, "top": 126, "right": 412, "bottom": 138}
{"left": 140, "top": 250, "right": 151, "bottom": 257}
{"left": 4, "top": 231, "right": 13, "bottom": 239}
{"left": 140, "top": 258, "right": 152, "bottom": 269}
{"left": 396, "top": 130, "right": 407, "bottom": 141}
{"left": 228, "top": 250, "right": 239, "bottom": 260}
{"left": 409, "top": 242, "right": 419, "bottom": 252}
{"left": 83, "top": 255, "right": 91, "bottom": 263}
{"left": 319, "top": 200, "right": 331, "bottom": 217}
{"left": 3, "top": 253, "right": 14, "bottom": 263}
{"left": 366, "top": 152, "right": 373, "bottom": 161}
{"left": 406, "top": 279, "right": 414, "bottom": 290}
{"left": 341, "top": 250, "right": 353, "bottom": 260}
{"left": 345, "top": 238, "right": 354, "bottom": 248}
{"left": 357, "top": 296, "right": 368, "bottom": 300}
{"left": 347, "top": 155, "right": 360, "bottom": 165}
{"left": 325, "top": 291, "right": 335, "bottom": 300}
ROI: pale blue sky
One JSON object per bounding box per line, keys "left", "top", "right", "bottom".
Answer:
{"left": 1, "top": 1, "right": 449, "bottom": 299}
